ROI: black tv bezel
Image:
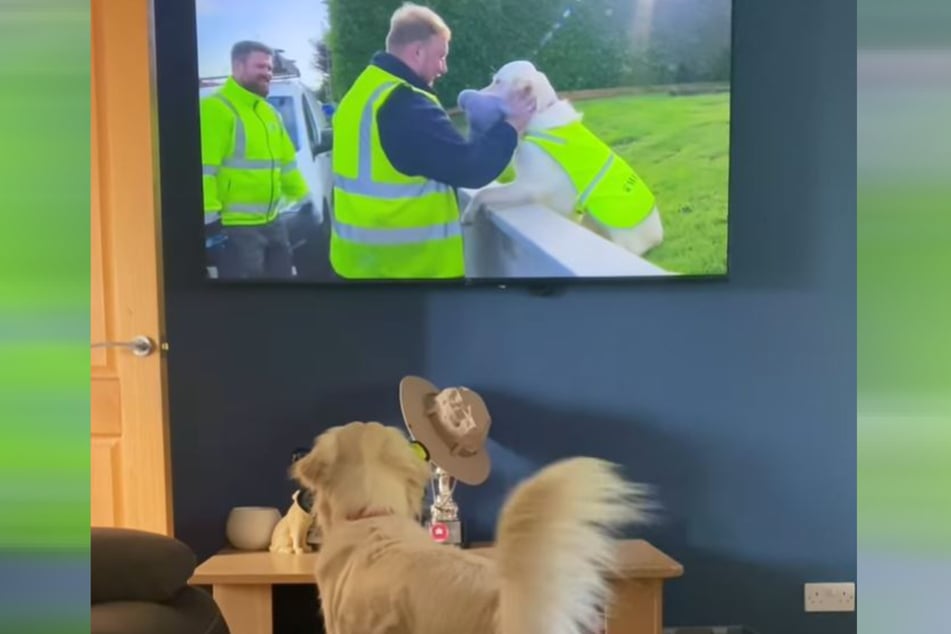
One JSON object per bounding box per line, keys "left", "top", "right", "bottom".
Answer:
{"left": 149, "top": 0, "right": 736, "bottom": 293}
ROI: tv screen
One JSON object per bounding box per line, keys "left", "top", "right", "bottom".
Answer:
{"left": 181, "top": 0, "right": 732, "bottom": 283}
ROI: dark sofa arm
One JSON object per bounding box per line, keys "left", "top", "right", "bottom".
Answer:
{"left": 91, "top": 527, "right": 197, "bottom": 604}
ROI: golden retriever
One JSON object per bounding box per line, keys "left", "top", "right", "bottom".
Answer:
{"left": 291, "top": 421, "right": 652, "bottom": 634}
{"left": 462, "top": 60, "right": 665, "bottom": 258}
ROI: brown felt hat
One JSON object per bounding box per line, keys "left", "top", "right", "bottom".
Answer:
{"left": 399, "top": 376, "right": 491, "bottom": 485}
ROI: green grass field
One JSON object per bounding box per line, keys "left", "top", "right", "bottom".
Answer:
{"left": 577, "top": 91, "right": 731, "bottom": 274}
{"left": 456, "top": 90, "right": 731, "bottom": 274}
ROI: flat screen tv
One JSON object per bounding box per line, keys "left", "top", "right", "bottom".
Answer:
{"left": 153, "top": 0, "right": 732, "bottom": 284}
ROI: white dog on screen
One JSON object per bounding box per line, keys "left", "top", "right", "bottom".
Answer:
{"left": 461, "top": 60, "right": 664, "bottom": 257}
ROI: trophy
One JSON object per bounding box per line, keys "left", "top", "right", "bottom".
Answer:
{"left": 428, "top": 465, "right": 462, "bottom": 544}
{"left": 400, "top": 376, "right": 492, "bottom": 547}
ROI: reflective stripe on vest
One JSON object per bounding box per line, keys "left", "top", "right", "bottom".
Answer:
{"left": 578, "top": 154, "right": 615, "bottom": 208}
{"left": 333, "top": 81, "right": 456, "bottom": 244}
{"left": 211, "top": 95, "right": 279, "bottom": 173}
{"left": 524, "top": 122, "right": 656, "bottom": 229}
{"left": 334, "top": 219, "right": 461, "bottom": 245}
{"left": 329, "top": 65, "right": 463, "bottom": 278}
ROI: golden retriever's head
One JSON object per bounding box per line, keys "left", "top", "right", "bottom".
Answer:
{"left": 482, "top": 60, "right": 559, "bottom": 112}
{"left": 290, "top": 421, "right": 432, "bottom": 534}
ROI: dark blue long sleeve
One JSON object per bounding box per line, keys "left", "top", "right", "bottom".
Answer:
{"left": 377, "top": 85, "right": 518, "bottom": 189}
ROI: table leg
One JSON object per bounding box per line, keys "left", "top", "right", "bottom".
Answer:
{"left": 607, "top": 578, "right": 663, "bottom": 634}
{"left": 212, "top": 584, "right": 273, "bottom": 634}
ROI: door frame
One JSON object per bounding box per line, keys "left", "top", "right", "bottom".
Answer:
{"left": 91, "top": 0, "right": 174, "bottom": 536}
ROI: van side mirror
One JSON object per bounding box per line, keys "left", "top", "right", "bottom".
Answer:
{"left": 312, "top": 127, "right": 333, "bottom": 156}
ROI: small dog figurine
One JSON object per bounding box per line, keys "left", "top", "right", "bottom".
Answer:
{"left": 268, "top": 489, "right": 315, "bottom": 554}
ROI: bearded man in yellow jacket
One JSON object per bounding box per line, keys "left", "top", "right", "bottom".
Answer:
{"left": 200, "top": 40, "right": 309, "bottom": 279}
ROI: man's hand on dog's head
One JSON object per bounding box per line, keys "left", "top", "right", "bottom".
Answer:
{"left": 504, "top": 85, "right": 537, "bottom": 134}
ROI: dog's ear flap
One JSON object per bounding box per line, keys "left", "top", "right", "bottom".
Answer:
{"left": 537, "top": 71, "right": 552, "bottom": 94}
{"left": 407, "top": 449, "right": 433, "bottom": 490}
{"left": 533, "top": 71, "right": 558, "bottom": 108}
{"left": 290, "top": 433, "right": 336, "bottom": 490}
{"left": 383, "top": 427, "right": 432, "bottom": 490}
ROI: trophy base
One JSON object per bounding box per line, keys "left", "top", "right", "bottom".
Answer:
{"left": 426, "top": 519, "right": 463, "bottom": 546}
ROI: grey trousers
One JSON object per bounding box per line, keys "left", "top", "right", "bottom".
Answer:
{"left": 218, "top": 219, "right": 294, "bottom": 279}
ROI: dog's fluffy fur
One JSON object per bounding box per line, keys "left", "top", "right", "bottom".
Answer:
{"left": 291, "top": 421, "right": 652, "bottom": 634}
{"left": 462, "top": 60, "right": 664, "bottom": 257}
{"left": 269, "top": 489, "right": 315, "bottom": 554}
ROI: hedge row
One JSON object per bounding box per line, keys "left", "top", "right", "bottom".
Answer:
{"left": 326, "top": 0, "right": 729, "bottom": 105}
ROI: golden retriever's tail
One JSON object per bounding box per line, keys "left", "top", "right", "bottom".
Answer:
{"left": 495, "top": 457, "right": 653, "bottom": 634}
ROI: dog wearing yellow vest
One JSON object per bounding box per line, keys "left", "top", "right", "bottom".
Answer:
{"left": 460, "top": 60, "right": 664, "bottom": 257}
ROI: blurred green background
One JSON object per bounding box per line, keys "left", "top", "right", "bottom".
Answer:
{"left": 0, "top": 2, "right": 89, "bottom": 547}
{"left": 858, "top": 0, "right": 951, "bottom": 632}
{"left": 0, "top": 1, "right": 90, "bottom": 632}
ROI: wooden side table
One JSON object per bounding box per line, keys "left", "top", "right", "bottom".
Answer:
{"left": 189, "top": 538, "right": 682, "bottom": 634}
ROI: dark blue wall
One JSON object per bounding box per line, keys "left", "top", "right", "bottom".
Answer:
{"left": 157, "top": 0, "right": 855, "bottom": 632}
{"left": 428, "top": 1, "right": 856, "bottom": 632}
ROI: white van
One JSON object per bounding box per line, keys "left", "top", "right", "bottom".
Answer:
{"left": 264, "top": 78, "right": 334, "bottom": 221}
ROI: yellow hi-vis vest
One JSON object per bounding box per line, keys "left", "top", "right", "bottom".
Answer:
{"left": 199, "top": 77, "right": 308, "bottom": 227}
{"left": 330, "top": 65, "right": 463, "bottom": 280}
{"left": 523, "top": 121, "right": 656, "bottom": 229}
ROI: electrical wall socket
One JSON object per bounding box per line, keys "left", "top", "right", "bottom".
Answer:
{"left": 804, "top": 582, "right": 856, "bottom": 612}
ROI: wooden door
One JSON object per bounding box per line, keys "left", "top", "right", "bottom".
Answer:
{"left": 90, "top": 0, "right": 173, "bottom": 536}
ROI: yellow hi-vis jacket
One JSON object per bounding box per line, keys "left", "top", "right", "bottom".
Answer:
{"left": 200, "top": 77, "right": 308, "bottom": 227}
{"left": 521, "top": 121, "right": 656, "bottom": 229}
{"left": 329, "top": 65, "right": 463, "bottom": 280}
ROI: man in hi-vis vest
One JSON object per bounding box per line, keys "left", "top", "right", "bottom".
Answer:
{"left": 330, "top": 3, "right": 536, "bottom": 280}
{"left": 200, "top": 40, "right": 309, "bottom": 279}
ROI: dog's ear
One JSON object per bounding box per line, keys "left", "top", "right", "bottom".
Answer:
{"left": 533, "top": 71, "right": 558, "bottom": 109}
{"left": 397, "top": 436, "right": 433, "bottom": 519}
{"left": 290, "top": 431, "right": 337, "bottom": 490}
{"left": 289, "top": 450, "right": 322, "bottom": 490}
{"left": 382, "top": 426, "right": 432, "bottom": 490}
{"left": 406, "top": 447, "right": 433, "bottom": 490}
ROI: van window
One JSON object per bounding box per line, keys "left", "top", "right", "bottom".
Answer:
{"left": 302, "top": 100, "right": 321, "bottom": 157}
{"left": 267, "top": 96, "right": 299, "bottom": 151}
{"left": 305, "top": 91, "right": 329, "bottom": 128}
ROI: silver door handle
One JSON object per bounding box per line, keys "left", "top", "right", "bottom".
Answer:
{"left": 91, "top": 335, "right": 155, "bottom": 357}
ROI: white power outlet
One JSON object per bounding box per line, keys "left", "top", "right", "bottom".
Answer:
{"left": 804, "top": 582, "right": 856, "bottom": 612}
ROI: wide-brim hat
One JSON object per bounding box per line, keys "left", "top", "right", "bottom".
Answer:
{"left": 399, "top": 376, "right": 491, "bottom": 485}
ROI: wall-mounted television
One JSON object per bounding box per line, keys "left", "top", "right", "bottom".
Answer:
{"left": 153, "top": 0, "right": 732, "bottom": 284}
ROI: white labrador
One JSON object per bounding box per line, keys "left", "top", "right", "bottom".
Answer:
{"left": 462, "top": 60, "right": 664, "bottom": 257}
